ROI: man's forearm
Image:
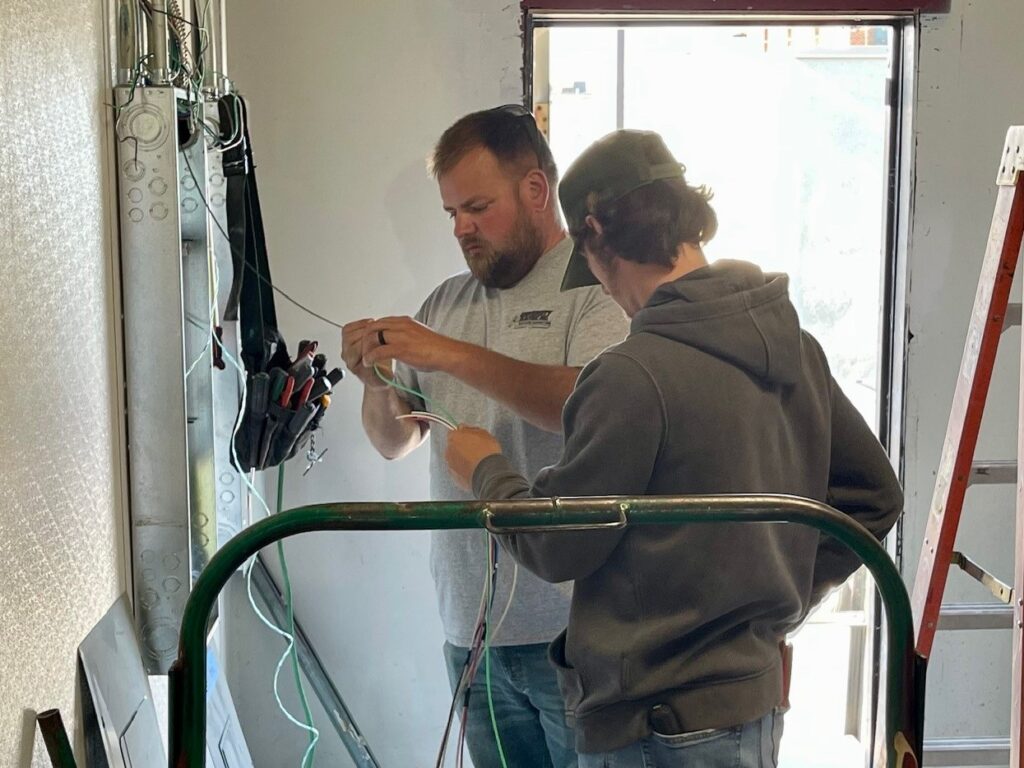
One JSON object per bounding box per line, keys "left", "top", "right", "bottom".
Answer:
{"left": 448, "top": 343, "right": 580, "bottom": 432}
{"left": 361, "top": 387, "right": 425, "bottom": 459}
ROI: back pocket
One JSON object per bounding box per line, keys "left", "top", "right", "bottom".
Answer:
{"left": 651, "top": 724, "right": 741, "bottom": 750}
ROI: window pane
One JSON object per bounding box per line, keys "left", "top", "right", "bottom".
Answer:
{"left": 547, "top": 28, "right": 619, "bottom": 170}
{"left": 546, "top": 24, "right": 892, "bottom": 431}
{"left": 623, "top": 25, "right": 891, "bottom": 429}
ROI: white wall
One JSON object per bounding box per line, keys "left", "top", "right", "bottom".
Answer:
{"left": 0, "top": 0, "right": 125, "bottom": 765}
{"left": 223, "top": 0, "right": 1024, "bottom": 764}
{"left": 223, "top": 2, "right": 523, "bottom": 766}
{"left": 904, "top": 1, "right": 1024, "bottom": 743}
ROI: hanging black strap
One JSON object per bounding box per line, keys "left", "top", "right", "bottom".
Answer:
{"left": 220, "top": 93, "right": 282, "bottom": 374}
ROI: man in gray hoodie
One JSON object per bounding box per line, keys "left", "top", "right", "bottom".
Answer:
{"left": 445, "top": 129, "right": 903, "bottom": 767}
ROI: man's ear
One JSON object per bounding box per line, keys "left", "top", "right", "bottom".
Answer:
{"left": 520, "top": 167, "right": 551, "bottom": 212}
{"left": 585, "top": 214, "right": 604, "bottom": 236}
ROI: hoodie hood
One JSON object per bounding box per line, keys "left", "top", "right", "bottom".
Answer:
{"left": 631, "top": 260, "right": 803, "bottom": 386}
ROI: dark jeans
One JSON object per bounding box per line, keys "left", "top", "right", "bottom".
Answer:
{"left": 578, "top": 711, "right": 784, "bottom": 768}
{"left": 443, "top": 641, "right": 578, "bottom": 768}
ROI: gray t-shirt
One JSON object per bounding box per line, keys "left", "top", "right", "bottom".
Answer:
{"left": 396, "top": 237, "right": 628, "bottom": 647}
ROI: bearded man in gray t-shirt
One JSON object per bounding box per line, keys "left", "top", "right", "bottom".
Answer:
{"left": 341, "top": 106, "right": 627, "bottom": 768}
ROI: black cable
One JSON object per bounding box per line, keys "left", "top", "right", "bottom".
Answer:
{"left": 180, "top": 148, "right": 345, "bottom": 330}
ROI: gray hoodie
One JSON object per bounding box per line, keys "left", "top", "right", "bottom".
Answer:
{"left": 472, "top": 259, "right": 903, "bottom": 753}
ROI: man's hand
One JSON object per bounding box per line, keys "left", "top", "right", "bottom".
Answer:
{"left": 341, "top": 318, "right": 392, "bottom": 389}
{"left": 363, "top": 316, "right": 468, "bottom": 374}
{"left": 445, "top": 426, "right": 503, "bottom": 491}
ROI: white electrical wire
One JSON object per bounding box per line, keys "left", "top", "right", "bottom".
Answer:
{"left": 244, "top": 557, "right": 320, "bottom": 766}
{"left": 179, "top": 2, "right": 225, "bottom": 381}
{"left": 437, "top": 534, "right": 494, "bottom": 768}
{"left": 491, "top": 561, "right": 518, "bottom": 643}
{"left": 213, "top": 95, "right": 245, "bottom": 153}
{"left": 396, "top": 411, "right": 456, "bottom": 431}
{"left": 184, "top": 246, "right": 219, "bottom": 378}
{"left": 217, "top": 332, "right": 320, "bottom": 767}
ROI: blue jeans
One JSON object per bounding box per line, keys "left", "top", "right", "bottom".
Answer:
{"left": 443, "top": 641, "right": 578, "bottom": 768}
{"left": 578, "top": 711, "right": 783, "bottom": 768}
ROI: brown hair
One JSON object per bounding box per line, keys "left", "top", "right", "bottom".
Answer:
{"left": 571, "top": 177, "right": 717, "bottom": 268}
{"left": 429, "top": 106, "right": 559, "bottom": 186}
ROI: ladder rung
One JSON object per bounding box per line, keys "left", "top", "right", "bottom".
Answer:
{"left": 1002, "top": 301, "right": 1021, "bottom": 331}
{"left": 923, "top": 737, "right": 1010, "bottom": 766}
{"left": 968, "top": 460, "right": 1017, "bottom": 485}
{"left": 951, "top": 552, "right": 1014, "bottom": 604}
{"left": 937, "top": 602, "right": 1015, "bottom": 630}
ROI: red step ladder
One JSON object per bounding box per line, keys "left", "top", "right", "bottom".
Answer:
{"left": 911, "top": 126, "right": 1024, "bottom": 767}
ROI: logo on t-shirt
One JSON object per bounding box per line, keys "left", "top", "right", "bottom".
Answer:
{"left": 510, "top": 310, "right": 553, "bottom": 329}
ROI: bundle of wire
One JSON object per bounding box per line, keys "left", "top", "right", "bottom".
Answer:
{"left": 373, "top": 364, "right": 460, "bottom": 429}
{"left": 434, "top": 536, "right": 512, "bottom": 768}
{"left": 370, "top": 367, "right": 522, "bottom": 768}
{"left": 125, "top": 0, "right": 245, "bottom": 155}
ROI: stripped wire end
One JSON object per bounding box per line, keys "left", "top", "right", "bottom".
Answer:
{"left": 397, "top": 411, "right": 456, "bottom": 431}
{"left": 372, "top": 363, "right": 461, "bottom": 428}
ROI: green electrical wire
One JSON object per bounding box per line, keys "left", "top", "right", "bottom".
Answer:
{"left": 276, "top": 464, "right": 317, "bottom": 768}
{"left": 373, "top": 364, "right": 460, "bottom": 428}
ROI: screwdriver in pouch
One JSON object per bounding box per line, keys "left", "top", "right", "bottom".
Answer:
{"left": 244, "top": 373, "right": 271, "bottom": 470}
{"left": 294, "top": 377, "right": 315, "bottom": 408}
{"left": 309, "top": 367, "right": 345, "bottom": 402}
{"left": 278, "top": 375, "right": 295, "bottom": 407}
{"left": 268, "top": 368, "right": 288, "bottom": 402}
{"left": 288, "top": 355, "right": 315, "bottom": 393}
{"left": 312, "top": 353, "right": 327, "bottom": 375}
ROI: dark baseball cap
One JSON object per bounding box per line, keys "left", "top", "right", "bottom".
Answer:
{"left": 559, "top": 130, "right": 686, "bottom": 291}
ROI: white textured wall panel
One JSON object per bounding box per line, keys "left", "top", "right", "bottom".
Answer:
{"left": 0, "top": 0, "right": 124, "bottom": 765}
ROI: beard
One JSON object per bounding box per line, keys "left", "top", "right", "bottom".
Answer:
{"left": 460, "top": 206, "right": 545, "bottom": 289}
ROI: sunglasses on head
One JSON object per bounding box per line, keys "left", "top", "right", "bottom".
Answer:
{"left": 488, "top": 103, "right": 545, "bottom": 170}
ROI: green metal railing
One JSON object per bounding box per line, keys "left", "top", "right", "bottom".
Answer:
{"left": 168, "top": 494, "right": 922, "bottom": 768}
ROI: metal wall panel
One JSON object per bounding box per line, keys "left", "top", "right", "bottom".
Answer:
{"left": 114, "top": 87, "right": 230, "bottom": 672}
{"left": 204, "top": 132, "right": 246, "bottom": 551}
{"left": 115, "top": 85, "right": 193, "bottom": 673}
